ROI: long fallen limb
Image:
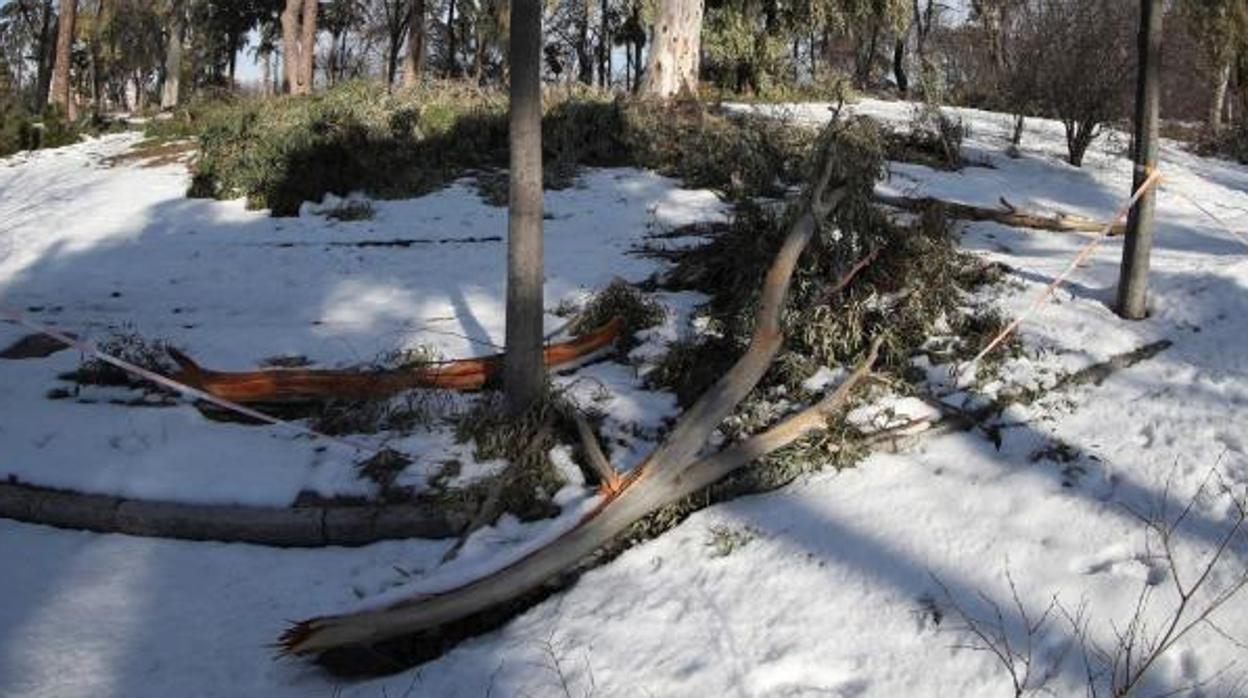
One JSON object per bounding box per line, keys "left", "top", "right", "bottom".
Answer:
{"left": 278, "top": 140, "right": 859, "bottom": 655}
{"left": 167, "top": 318, "right": 622, "bottom": 403}
{"left": 875, "top": 193, "right": 1127, "bottom": 235}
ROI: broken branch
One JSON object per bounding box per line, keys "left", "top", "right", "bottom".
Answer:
{"left": 277, "top": 141, "right": 860, "bottom": 656}
{"left": 875, "top": 193, "right": 1126, "bottom": 235}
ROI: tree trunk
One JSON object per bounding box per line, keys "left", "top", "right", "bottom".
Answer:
{"left": 50, "top": 0, "right": 76, "bottom": 114}
{"left": 503, "top": 0, "right": 545, "bottom": 416}
{"left": 597, "top": 0, "right": 609, "bottom": 87}
{"left": 640, "top": 0, "right": 702, "bottom": 98}
{"left": 228, "top": 35, "right": 238, "bottom": 86}
{"left": 1210, "top": 60, "right": 1231, "bottom": 131}
{"left": 297, "top": 0, "right": 317, "bottom": 92}
{"left": 446, "top": 0, "right": 457, "bottom": 77}
{"left": 35, "top": 0, "right": 56, "bottom": 111}
{"left": 280, "top": 0, "right": 299, "bottom": 92}
{"left": 160, "top": 0, "right": 182, "bottom": 109}
{"left": 401, "top": 0, "right": 425, "bottom": 87}
{"left": 1010, "top": 114, "right": 1025, "bottom": 148}
{"left": 575, "top": 0, "right": 592, "bottom": 84}
{"left": 261, "top": 50, "right": 272, "bottom": 96}
{"left": 892, "top": 35, "right": 908, "bottom": 94}
{"left": 1116, "top": 0, "right": 1163, "bottom": 320}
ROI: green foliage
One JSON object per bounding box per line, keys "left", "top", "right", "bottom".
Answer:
{"left": 655, "top": 116, "right": 1005, "bottom": 404}
{"left": 180, "top": 81, "right": 823, "bottom": 216}
{"left": 452, "top": 389, "right": 576, "bottom": 522}
{"left": 568, "top": 279, "right": 667, "bottom": 355}
{"left": 0, "top": 101, "right": 81, "bottom": 157}
{"left": 887, "top": 101, "right": 965, "bottom": 170}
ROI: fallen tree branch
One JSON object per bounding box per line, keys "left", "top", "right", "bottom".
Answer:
{"left": 167, "top": 318, "right": 622, "bottom": 403}
{"left": 574, "top": 413, "right": 623, "bottom": 495}
{"left": 875, "top": 193, "right": 1127, "bottom": 235}
{"left": 278, "top": 139, "right": 861, "bottom": 656}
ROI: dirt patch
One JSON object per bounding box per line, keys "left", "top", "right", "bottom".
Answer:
{"left": 103, "top": 138, "right": 197, "bottom": 168}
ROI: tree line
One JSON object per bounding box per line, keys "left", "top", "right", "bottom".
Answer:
{"left": 0, "top": 0, "right": 1245, "bottom": 138}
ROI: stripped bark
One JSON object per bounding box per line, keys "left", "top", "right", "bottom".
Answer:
{"left": 278, "top": 143, "right": 864, "bottom": 655}
{"left": 168, "top": 318, "right": 621, "bottom": 403}
{"left": 876, "top": 193, "right": 1127, "bottom": 235}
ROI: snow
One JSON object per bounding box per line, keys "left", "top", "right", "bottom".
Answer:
{"left": 2, "top": 98, "right": 1248, "bottom": 697}
{"left": 0, "top": 135, "right": 726, "bottom": 505}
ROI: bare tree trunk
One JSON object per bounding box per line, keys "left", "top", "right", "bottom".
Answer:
{"left": 1117, "top": 0, "right": 1162, "bottom": 320}
{"left": 504, "top": 0, "right": 545, "bottom": 415}
{"left": 401, "top": 0, "right": 425, "bottom": 87}
{"left": 598, "top": 0, "right": 609, "bottom": 87}
{"left": 892, "top": 35, "right": 908, "bottom": 94}
{"left": 161, "top": 0, "right": 182, "bottom": 109}
{"left": 1210, "top": 60, "right": 1231, "bottom": 131}
{"left": 640, "top": 0, "right": 702, "bottom": 97}
{"left": 574, "top": 0, "right": 591, "bottom": 84}
{"left": 35, "top": 0, "right": 56, "bottom": 111}
{"left": 297, "top": 0, "right": 317, "bottom": 92}
{"left": 261, "top": 50, "right": 272, "bottom": 96}
{"left": 446, "top": 0, "right": 457, "bottom": 77}
{"left": 50, "top": 0, "right": 77, "bottom": 114}
{"left": 280, "top": 0, "right": 299, "bottom": 92}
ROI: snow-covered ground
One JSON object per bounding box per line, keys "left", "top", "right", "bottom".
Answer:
{"left": 0, "top": 141, "right": 722, "bottom": 504}
{"left": 1, "top": 98, "right": 1247, "bottom": 697}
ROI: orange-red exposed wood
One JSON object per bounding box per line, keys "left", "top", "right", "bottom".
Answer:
{"left": 168, "top": 318, "right": 622, "bottom": 403}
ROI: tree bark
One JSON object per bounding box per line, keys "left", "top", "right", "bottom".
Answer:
{"left": 893, "top": 36, "right": 908, "bottom": 94}
{"left": 297, "top": 0, "right": 318, "bottom": 92}
{"left": 49, "top": 0, "right": 76, "bottom": 114}
{"left": 1116, "top": 0, "right": 1163, "bottom": 320}
{"left": 280, "top": 0, "right": 299, "bottom": 92}
{"left": 160, "top": 0, "right": 181, "bottom": 109}
{"left": 503, "top": 0, "right": 545, "bottom": 416}
{"left": 1210, "top": 60, "right": 1231, "bottom": 131}
{"left": 35, "top": 0, "right": 56, "bottom": 111}
{"left": 281, "top": 0, "right": 316, "bottom": 94}
{"left": 401, "top": 0, "right": 425, "bottom": 87}
{"left": 446, "top": 0, "right": 457, "bottom": 77}
{"left": 575, "top": 0, "right": 592, "bottom": 84}
{"left": 875, "top": 193, "right": 1128, "bottom": 235}
{"left": 640, "top": 0, "right": 702, "bottom": 98}
{"left": 261, "top": 50, "right": 272, "bottom": 97}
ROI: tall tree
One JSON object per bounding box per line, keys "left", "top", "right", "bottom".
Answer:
{"left": 641, "top": 0, "right": 702, "bottom": 97}
{"left": 280, "top": 0, "right": 316, "bottom": 93}
{"left": 1180, "top": 0, "right": 1248, "bottom": 130}
{"left": 401, "top": 0, "right": 424, "bottom": 86}
{"left": 1117, "top": 0, "right": 1162, "bottom": 320}
{"left": 49, "top": 0, "right": 76, "bottom": 112}
{"left": 160, "top": 0, "right": 182, "bottom": 107}
{"left": 503, "top": 0, "right": 545, "bottom": 414}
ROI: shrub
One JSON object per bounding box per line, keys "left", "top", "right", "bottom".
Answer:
{"left": 654, "top": 116, "right": 1008, "bottom": 408}
{"left": 181, "top": 80, "right": 823, "bottom": 216}
{"left": 0, "top": 102, "right": 81, "bottom": 157}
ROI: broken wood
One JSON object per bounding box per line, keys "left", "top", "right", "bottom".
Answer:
{"left": 168, "top": 318, "right": 622, "bottom": 403}
{"left": 875, "top": 193, "right": 1127, "bottom": 235}
{"left": 573, "top": 413, "right": 624, "bottom": 495}
{"left": 277, "top": 139, "right": 867, "bottom": 656}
